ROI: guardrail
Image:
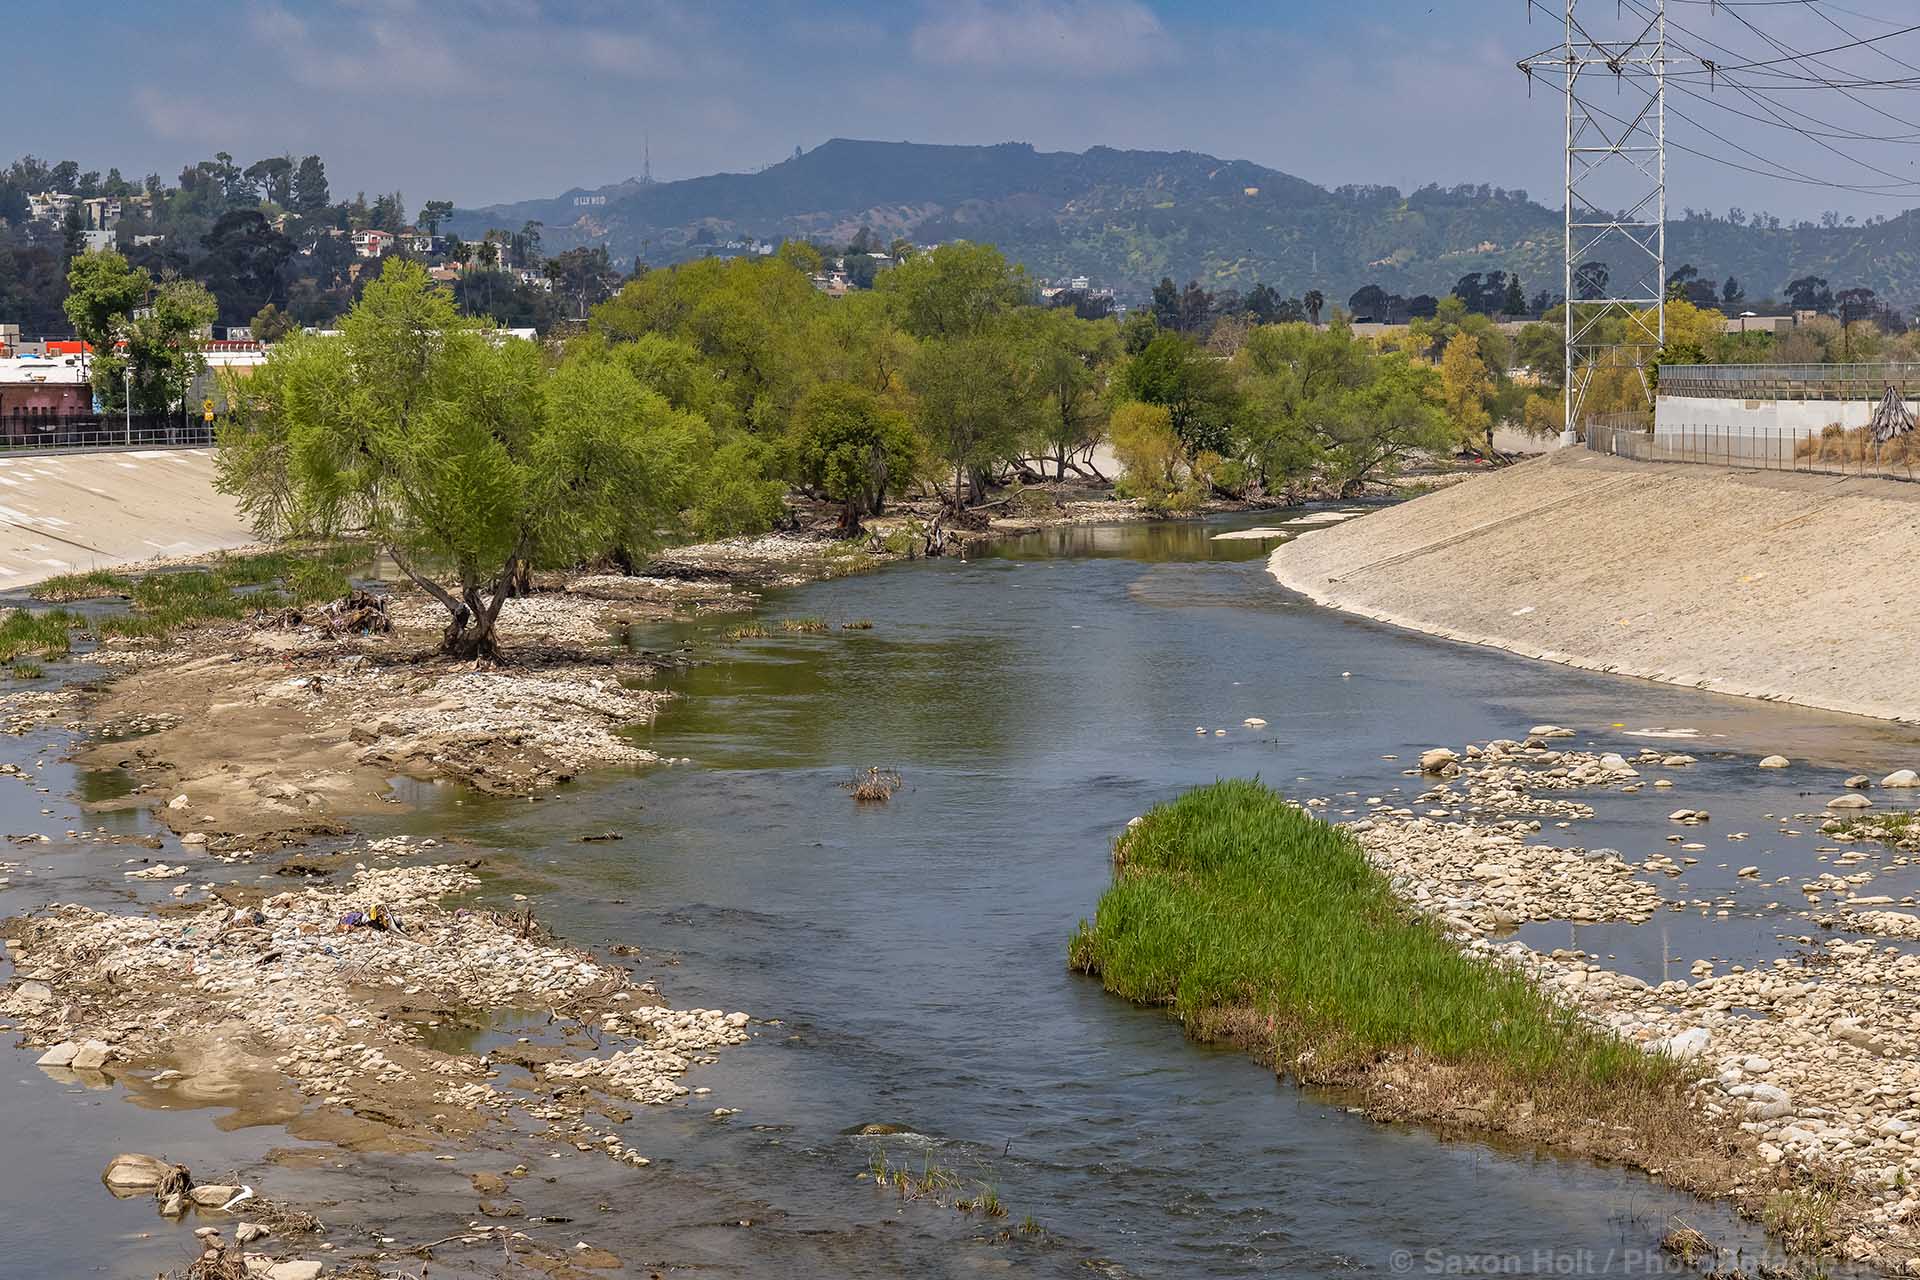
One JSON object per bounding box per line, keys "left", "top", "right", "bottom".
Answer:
{"left": 0, "top": 416, "right": 216, "bottom": 455}
{"left": 1587, "top": 420, "right": 1920, "bottom": 479}
{"left": 1659, "top": 363, "right": 1920, "bottom": 401}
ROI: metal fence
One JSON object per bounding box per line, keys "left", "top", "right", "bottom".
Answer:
{"left": 1659, "top": 363, "right": 1920, "bottom": 401}
{"left": 1586, "top": 419, "right": 1920, "bottom": 479}
{"left": 0, "top": 415, "right": 216, "bottom": 455}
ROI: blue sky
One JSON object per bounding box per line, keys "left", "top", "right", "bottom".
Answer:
{"left": 7, "top": 1, "right": 1913, "bottom": 218}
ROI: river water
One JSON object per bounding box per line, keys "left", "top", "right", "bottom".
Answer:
{"left": 1, "top": 509, "right": 1909, "bottom": 1278}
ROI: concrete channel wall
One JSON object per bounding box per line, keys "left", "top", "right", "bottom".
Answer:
{"left": 0, "top": 448, "right": 254, "bottom": 593}
{"left": 1654, "top": 393, "right": 1904, "bottom": 438}
{"left": 1269, "top": 449, "right": 1920, "bottom": 723}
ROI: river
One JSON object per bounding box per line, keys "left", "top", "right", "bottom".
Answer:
{"left": 1, "top": 509, "right": 1908, "bottom": 1277}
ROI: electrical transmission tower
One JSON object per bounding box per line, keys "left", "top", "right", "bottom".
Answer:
{"left": 1521, "top": 1, "right": 1666, "bottom": 435}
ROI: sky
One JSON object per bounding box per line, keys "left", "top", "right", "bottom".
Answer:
{"left": 10, "top": 0, "right": 1920, "bottom": 219}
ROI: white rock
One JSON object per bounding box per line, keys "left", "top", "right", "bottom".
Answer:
{"left": 265, "top": 1263, "right": 323, "bottom": 1280}
{"left": 1758, "top": 755, "right": 1790, "bottom": 769}
{"left": 1242, "top": 717, "right": 1267, "bottom": 727}
{"left": 1883, "top": 769, "right": 1920, "bottom": 788}
{"left": 36, "top": 1041, "right": 81, "bottom": 1067}
{"left": 1828, "top": 794, "right": 1873, "bottom": 810}
{"left": 1419, "top": 748, "right": 1458, "bottom": 773}
{"left": 168, "top": 794, "right": 191, "bottom": 810}
{"left": 69, "top": 1039, "right": 112, "bottom": 1070}
{"left": 1651, "top": 1027, "right": 1711, "bottom": 1060}
{"left": 1530, "top": 725, "right": 1575, "bottom": 738}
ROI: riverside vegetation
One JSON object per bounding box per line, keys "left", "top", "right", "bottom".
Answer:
{"left": 1069, "top": 780, "right": 1693, "bottom": 1127}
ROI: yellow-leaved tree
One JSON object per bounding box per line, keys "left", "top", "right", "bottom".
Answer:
{"left": 1439, "top": 331, "right": 1494, "bottom": 455}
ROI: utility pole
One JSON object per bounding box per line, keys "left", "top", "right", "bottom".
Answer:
{"left": 1521, "top": 0, "right": 1666, "bottom": 440}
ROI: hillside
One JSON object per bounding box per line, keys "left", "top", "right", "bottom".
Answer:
{"left": 450, "top": 138, "right": 1920, "bottom": 306}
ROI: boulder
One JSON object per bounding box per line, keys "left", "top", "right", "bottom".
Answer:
{"left": 1419, "top": 748, "right": 1459, "bottom": 774}
{"left": 1828, "top": 794, "right": 1873, "bottom": 810}
{"left": 102, "top": 1153, "right": 173, "bottom": 1191}
{"left": 235, "top": 1223, "right": 271, "bottom": 1244}
{"left": 1529, "top": 725, "right": 1575, "bottom": 738}
{"left": 1844, "top": 775, "right": 1872, "bottom": 789}
{"left": 1758, "top": 755, "right": 1790, "bottom": 769}
{"left": 1883, "top": 769, "right": 1920, "bottom": 788}
{"left": 1651, "top": 1027, "right": 1711, "bottom": 1060}
{"left": 265, "top": 1263, "right": 324, "bottom": 1280}
{"left": 69, "top": 1039, "right": 113, "bottom": 1070}
{"left": 12, "top": 978, "right": 51, "bottom": 1004}
{"left": 36, "top": 1041, "right": 80, "bottom": 1068}
{"left": 191, "top": 1185, "right": 240, "bottom": 1208}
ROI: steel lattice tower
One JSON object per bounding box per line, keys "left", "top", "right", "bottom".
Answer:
{"left": 1522, "top": 0, "right": 1666, "bottom": 434}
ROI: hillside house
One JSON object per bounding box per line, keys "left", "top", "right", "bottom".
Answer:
{"left": 351, "top": 229, "right": 395, "bottom": 259}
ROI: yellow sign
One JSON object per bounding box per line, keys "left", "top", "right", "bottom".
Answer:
{"left": 203, "top": 398, "right": 215, "bottom": 422}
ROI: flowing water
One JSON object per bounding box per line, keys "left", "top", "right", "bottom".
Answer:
{"left": 1, "top": 509, "right": 1910, "bottom": 1277}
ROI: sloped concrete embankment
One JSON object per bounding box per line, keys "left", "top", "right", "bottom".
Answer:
{"left": 1269, "top": 449, "right": 1920, "bottom": 723}
{"left": 0, "top": 449, "right": 253, "bottom": 591}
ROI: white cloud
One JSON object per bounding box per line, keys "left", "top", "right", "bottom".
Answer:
{"left": 910, "top": 0, "right": 1170, "bottom": 76}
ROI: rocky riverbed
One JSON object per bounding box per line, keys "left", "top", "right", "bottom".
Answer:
{"left": 1342, "top": 729, "right": 1920, "bottom": 1269}
{"left": 2, "top": 852, "right": 754, "bottom": 1277}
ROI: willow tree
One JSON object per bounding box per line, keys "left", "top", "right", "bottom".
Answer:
{"left": 216, "top": 259, "right": 704, "bottom": 659}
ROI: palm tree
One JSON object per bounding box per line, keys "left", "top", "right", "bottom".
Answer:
{"left": 1304, "top": 289, "right": 1325, "bottom": 326}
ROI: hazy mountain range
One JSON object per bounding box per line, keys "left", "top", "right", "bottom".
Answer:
{"left": 450, "top": 138, "right": 1920, "bottom": 308}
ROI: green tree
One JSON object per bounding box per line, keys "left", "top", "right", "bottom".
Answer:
{"left": 1028, "top": 308, "right": 1118, "bottom": 479}
{"left": 1109, "top": 401, "right": 1197, "bottom": 513}
{"left": 789, "top": 381, "right": 920, "bottom": 528}
{"left": 215, "top": 260, "right": 705, "bottom": 659}
{"left": 418, "top": 199, "right": 455, "bottom": 237}
{"left": 1120, "top": 309, "right": 1158, "bottom": 355}
{"left": 1116, "top": 333, "right": 1239, "bottom": 456}
{"left": 64, "top": 250, "right": 148, "bottom": 350}
{"left": 879, "top": 241, "right": 1028, "bottom": 340}
{"left": 248, "top": 302, "right": 295, "bottom": 344}
{"left": 291, "top": 155, "right": 329, "bottom": 214}
{"left": 910, "top": 333, "right": 1035, "bottom": 507}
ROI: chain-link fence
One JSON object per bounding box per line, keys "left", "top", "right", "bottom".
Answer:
{"left": 1586, "top": 419, "right": 1920, "bottom": 479}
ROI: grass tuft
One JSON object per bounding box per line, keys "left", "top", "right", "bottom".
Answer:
{"left": 31, "top": 568, "right": 132, "bottom": 601}
{"left": 1070, "top": 780, "right": 1682, "bottom": 1101}
{"left": 9, "top": 660, "right": 43, "bottom": 679}
{"left": 0, "top": 608, "right": 81, "bottom": 662}
{"left": 779, "top": 616, "right": 829, "bottom": 633}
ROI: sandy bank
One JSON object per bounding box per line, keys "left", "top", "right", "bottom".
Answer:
{"left": 0, "top": 449, "right": 253, "bottom": 592}
{"left": 1268, "top": 450, "right": 1920, "bottom": 723}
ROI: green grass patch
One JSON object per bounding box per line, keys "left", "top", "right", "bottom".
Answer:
{"left": 0, "top": 608, "right": 81, "bottom": 662}
{"left": 92, "top": 543, "right": 364, "bottom": 643}
{"left": 9, "top": 660, "right": 43, "bottom": 679}
{"left": 30, "top": 569, "right": 133, "bottom": 602}
{"left": 1069, "top": 780, "right": 1679, "bottom": 1096}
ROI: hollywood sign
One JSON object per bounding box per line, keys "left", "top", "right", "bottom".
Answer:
{"left": 574, "top": 196, "right": 608, "bottom": 207}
